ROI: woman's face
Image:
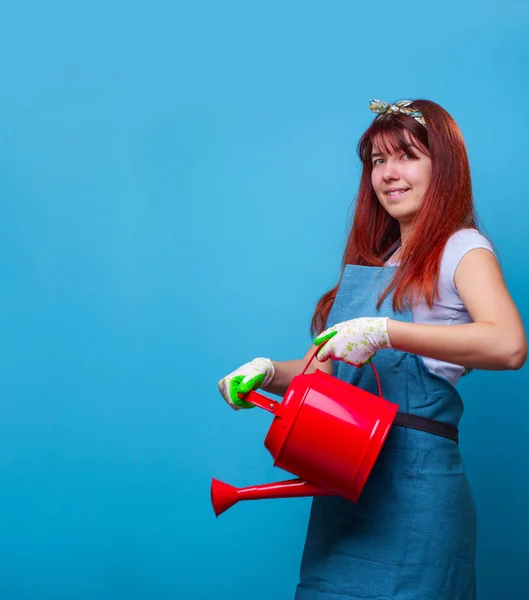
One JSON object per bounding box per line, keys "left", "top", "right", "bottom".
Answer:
{"left": 370, "top": 134, "right": 432, "bottom": 226}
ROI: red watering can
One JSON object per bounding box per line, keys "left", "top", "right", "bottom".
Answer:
{"left": 211, "top": 345, "right": 399, "bottom": 517}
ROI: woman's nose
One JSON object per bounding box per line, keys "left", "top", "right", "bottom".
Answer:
{"left": 382, "top": 161, "right": 400, "bottom": 181}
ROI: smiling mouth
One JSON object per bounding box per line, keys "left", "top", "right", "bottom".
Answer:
{"left": 386, "top": 188, "right": 410, "bottom": 198}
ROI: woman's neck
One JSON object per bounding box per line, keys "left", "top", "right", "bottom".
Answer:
{"left": 399, "top": 222, "right": 413, "bottom": 248}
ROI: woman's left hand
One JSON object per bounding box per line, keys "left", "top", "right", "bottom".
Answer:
{"left": 314, "top": 317, "right": 392, "bottom": 366}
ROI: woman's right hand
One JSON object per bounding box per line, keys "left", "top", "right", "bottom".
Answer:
{"left": 218, "top": 358, "right": 275, "bottom": 410}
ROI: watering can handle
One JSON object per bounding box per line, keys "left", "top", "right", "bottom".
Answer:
{"left": 300, "top": 341, "right": 329, "bottom": 375}
{"left": 302, "top": 339, "right": 384, "bottom": 398}
{"left": 238, "top": 390, "right": 284, "bottom": 416}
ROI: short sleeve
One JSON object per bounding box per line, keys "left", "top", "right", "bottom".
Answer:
{"left": 441, "top": 228, "right": 495, "bottom": 294}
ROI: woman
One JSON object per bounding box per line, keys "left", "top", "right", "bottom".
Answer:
{"left": 218, "top": 99, "right": 527, "bottom": 599}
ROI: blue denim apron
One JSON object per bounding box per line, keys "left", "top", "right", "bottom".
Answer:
{"left": 294, "top": 265, "right": 477, "bottom": 600}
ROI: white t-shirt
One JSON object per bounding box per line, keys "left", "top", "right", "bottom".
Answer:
{"left": 387, "top": 228, "right": 495, "bottom": 386}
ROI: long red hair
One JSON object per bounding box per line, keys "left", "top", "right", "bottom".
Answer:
{"left": 310, "top": 99, "right": 479, "bottom": 336}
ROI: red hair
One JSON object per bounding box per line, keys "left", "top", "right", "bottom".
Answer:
{"left": 310, "top": 99, "right": 479, "bottom": 336}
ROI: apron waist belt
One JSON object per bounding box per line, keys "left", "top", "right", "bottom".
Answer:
{"left": 393, "top": 412, "right": 459, "bottom": 444}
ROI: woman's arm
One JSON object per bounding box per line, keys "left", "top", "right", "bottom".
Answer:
{"left": 263, "top": 343, "right": 333, "bottom": 396}
{"left": 387, "top": 249, "right": 528, "bottom": 370}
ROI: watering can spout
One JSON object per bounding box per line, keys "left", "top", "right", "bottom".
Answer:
{"left": 211, "top": 478, "right": 239, "bottom": 517}
{"left": 211, "top": 477, "right": 335, "bottom": 517}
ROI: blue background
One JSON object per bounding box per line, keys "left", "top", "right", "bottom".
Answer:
{"left": 0, "top": 1, "right": 527, "bottom": 598}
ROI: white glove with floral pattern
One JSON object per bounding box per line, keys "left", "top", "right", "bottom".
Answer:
{"left": 218, "top": 357, "right": 275, "bottom": 410}
{"left": 314, "top": 317, "right": 391, "bottom": 366}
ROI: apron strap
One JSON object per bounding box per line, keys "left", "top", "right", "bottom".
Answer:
{"left": 393, "top": 412, "right": 459, "bottom": 444}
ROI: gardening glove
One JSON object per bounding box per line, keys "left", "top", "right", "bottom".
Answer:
{"left": 218, "top": 357, "right": 275, "bottom": 411}
{"left": 314, "top": 317, "right": 391, "bottom": 367}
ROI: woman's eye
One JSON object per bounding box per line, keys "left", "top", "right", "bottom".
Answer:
{"left": 373, "top": 158, "right": 384, "bottom": 166}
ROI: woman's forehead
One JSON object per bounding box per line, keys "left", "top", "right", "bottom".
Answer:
{"left": 371, "top": 130, "right": 417, "bottom": 153}
{"left": 370, "top": 130, "right": 430, "bottom": 159}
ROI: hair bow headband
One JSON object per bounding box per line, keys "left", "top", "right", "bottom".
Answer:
{"left": 369, "top": 99, "right": 426, "bottom": 127}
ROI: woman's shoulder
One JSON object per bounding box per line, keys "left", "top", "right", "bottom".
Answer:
{"left": 440, "top": 227, "right": 495, "bottom": 288}
{"left": 444, "top": 227, "right": 494, "bottom": 252}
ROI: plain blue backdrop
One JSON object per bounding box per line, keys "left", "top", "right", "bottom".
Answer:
{"left": 0, "top": 1, "right": 528, "bottom": 599}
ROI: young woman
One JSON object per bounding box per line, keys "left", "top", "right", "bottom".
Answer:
{"left": 218, "top": 99, "right": 527, "bottom": 599}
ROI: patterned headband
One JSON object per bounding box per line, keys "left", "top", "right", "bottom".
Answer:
{"left": 369, "top": 98, "right": 426, "bottom": 127}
